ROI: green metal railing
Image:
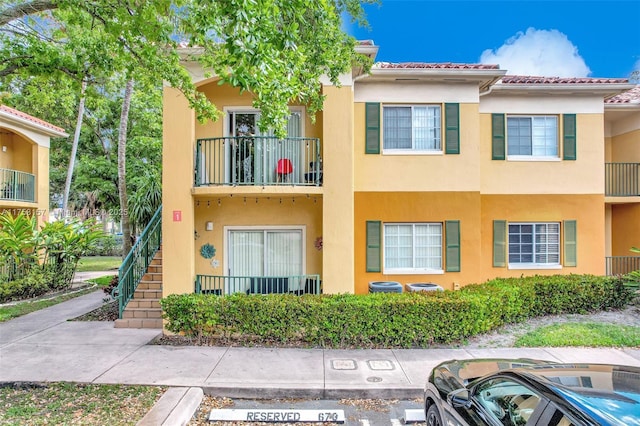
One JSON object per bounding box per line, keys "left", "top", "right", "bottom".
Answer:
{"left": 605, "top": 163, "right": 640, "bottom": 196}
{"left": 113, "top": 206, "right": 162, "bottom": 318}
{"left": 195, "top": 274, "right": 321, "bottom": 295}
{"left": 606, "top": 256, "right": 640, "bottom": 276}
{"left": 195, "top": 136, "right": 322, "bottom": 187}
{"left": 0, "top": 168, "right": 35, "bottom": 202}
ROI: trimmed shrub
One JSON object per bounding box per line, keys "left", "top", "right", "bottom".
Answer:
{"left": 0, "top": 269, "right": 59, "bottom": 303}
{"left": 160, "top": 274, "right": 632, "bottom": 348}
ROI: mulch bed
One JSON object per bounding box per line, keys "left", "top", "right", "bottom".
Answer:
{"left": 71, "top": 300, "right": 119, "bottom": 321}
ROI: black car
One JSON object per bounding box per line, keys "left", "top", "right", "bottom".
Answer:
{"left": 424, "top": 359, "right": 640, "bottom": 426}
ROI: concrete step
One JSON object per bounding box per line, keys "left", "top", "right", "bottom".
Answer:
{"left": 150, "top": 259, "right": 162, "bottom": 266}
{"left": 122, "top": 308, "right": 163, "bottom": 319}
{"left": 114, "top": 318, "right": 162, "bottom": 329}
{"left": 142, "top": 272, "right": 163, "bottom": 281}
{"left": 138, "top": 281, "right": 162, "bottom": 290}
{"left": 147, "top": 265, "right": 162, "bottom": 273}
{"left": 134, "top": 289, "right": 162, "bottom": 299}
{"left": 126, "top": 299, "right": 161, "bottom": 309}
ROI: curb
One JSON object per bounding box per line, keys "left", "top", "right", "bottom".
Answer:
{"left": 202, "top": 386, "right": 423, "bottom": 400}
{"left": 137, "top": 387, "right": 203, "bottom": 426}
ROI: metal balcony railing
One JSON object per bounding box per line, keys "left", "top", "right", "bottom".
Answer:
{"left": 605, "top": 163, "right": 640, "bottom": 197}
{"left": 605, "top": 256, "right": 640, "bottom": 276}
{"left": 0, "top": 168, "right": 35, "bottom": 202}
{"left": 195, "top": 274, "right": 321, "bottom": 295}
{"left": 195, "top": 136, "right": 322, "bottom": 187}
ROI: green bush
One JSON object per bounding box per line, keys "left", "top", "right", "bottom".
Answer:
{"left": 84, "top": 234, "right": 122, "bottom": 257}
{"left": 0, "top": 269, "right": 60, "bottom": 303}
{"left": 160, "top": 274, "right": 632, "bottom": 348}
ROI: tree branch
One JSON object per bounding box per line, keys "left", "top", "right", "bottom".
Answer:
{"left": 0, "top": 0, "right": 58, "bottom": 26}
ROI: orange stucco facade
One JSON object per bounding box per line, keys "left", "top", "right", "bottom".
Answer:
{"left": 161, "top": 45, "right": 639, "bottom": 296}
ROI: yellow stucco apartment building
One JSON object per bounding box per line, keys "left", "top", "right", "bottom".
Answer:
{"left": 0, "top": 105, "right": 66, "bottom": 226}
{"left": 161, "top": 42, "right": 640, "bottom": 298}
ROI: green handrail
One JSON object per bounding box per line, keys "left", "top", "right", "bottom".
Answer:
{"left": 113, "top": 205, "right": 162, "bottom": 318}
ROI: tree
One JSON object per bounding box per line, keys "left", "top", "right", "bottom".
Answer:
{"left": 118, "top": 78, "right": 134, "bottom": 255}
{"left": 2, "top": 0, "right": 373, "bottom": 257}
{"left": 1, "top": 0, "right": 373, "bottom": 135}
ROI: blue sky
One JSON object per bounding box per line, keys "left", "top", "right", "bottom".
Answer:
{"left": 347, "top": 0, "right": 640, "bottom": 79}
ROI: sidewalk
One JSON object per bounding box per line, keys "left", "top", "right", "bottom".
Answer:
{"left": 1, "top": 289, "right": 639, "bottom": 399}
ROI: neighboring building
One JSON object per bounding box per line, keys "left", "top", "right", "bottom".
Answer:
{"left": 161, "top": 42, "right": 639, "bottom": 298}
{"left": 604, "top": 85, "right": 640, "bottom": 274}
{"left": 0, "top": 105, "right": 67, "bottom": 227}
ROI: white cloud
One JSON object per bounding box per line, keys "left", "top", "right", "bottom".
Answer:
{"left": 480, "top": 28, "right": 591, "bottom": 77}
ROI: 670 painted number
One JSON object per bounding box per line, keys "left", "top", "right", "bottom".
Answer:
{"left": 318, "top": 412, "right": 339, "bottom": 421}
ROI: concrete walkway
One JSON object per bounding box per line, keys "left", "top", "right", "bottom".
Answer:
{"left": 1, "top": 290, "right": 639, "bottom": 400}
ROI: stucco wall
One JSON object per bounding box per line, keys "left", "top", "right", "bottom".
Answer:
{"left": 481, "top": 194, "right": 605, "bottom": 277}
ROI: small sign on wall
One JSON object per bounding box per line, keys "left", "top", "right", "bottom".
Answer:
{"left": 173, "top": 210, "right": 182, "bottom": 222}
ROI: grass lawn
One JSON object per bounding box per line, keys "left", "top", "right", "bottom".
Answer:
{"left": 0, "top": 382, "right": 164, "bottom": 425}
{"left": 515, "top": 323, "right": 640, "bottom": 347}
{"left": 0, "top": 287, "right": 98, "bottom": 323}
{"left": 76, "top": 256, "right": 121, "bottom": 272}
{"left": 88, "top": 275, "right": 116, "bottom": 287}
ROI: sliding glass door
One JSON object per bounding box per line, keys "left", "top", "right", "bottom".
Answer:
{"left": 227, "top": 110, "right": 303, "bottom": 184}
{"left": 227, "top": 228, "right": 303, "bottom": 293}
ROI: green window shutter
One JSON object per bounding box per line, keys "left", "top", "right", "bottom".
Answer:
{"left": 564, "top": 220, "right": 577, "bottom": 267}
{"left": 365, "top": 103, "right": 380, "bottom": 154}
{"left": 492, "top": 114, "right": 505, "bottom": 160}
{"left": 493, "top": 220, "right": 507, "bottom": 267}
{"left": 445, "top": 103, "right": 460, "bottom": 154}
{"left": 445, "top": 220, "right": 461, "bottom": 272}
{"left": 563, "top": 114, "right": 577, "bottom": 160}
{"left": 366, "top": 221, "right": 382, "bottom": 272}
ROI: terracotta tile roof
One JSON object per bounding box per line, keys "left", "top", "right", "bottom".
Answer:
{"left": 605, "top": 85, "right": 640, "bottom": 104}
{"left": 0, "top": 105, "right": 66, "bottom": 134}
{"left": 501, "top": 75, "right": 629, "bottom": 84}
{"left": 374, "top": 62, "right": 500, "bottom": 70}
{"left": 357, "top": 40, "right": 375, "bottom": 46}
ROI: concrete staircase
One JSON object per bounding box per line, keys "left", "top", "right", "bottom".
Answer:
{"left": 114, "top": 248, "right": 163, "bottom": 329}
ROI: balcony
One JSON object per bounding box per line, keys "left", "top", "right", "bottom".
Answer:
{"left": 605, "top": 163, "right": 640, "bottom": 197}
{"left": 0, "top": 168, "right": 35, "bottom": 202}
{"left": 195, "top": 274, "right": 321, "bottom": 295}
{"left": 195, "top": 137, "right": 322, "bottom": 188}
{"left": 605, "top": 256, "right": 640, "bottom": 276}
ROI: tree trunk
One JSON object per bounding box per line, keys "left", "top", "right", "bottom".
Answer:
{"left": 62, "top": 80, "right": 87, "bottom": 214}
{"left": 119, "top": 78, "right": 134, "bottom": 258}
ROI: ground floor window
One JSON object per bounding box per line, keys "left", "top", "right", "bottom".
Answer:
{"left": 508, "top": 222, "right": 560, "bottom": 267}
{"left": 383, "top": 223, "right": 442, "bottom": 273}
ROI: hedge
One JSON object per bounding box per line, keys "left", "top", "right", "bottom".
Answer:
{"left": 160, "top": 274, "right": 631, "bottom": 348}
{"left": 0, "top": 269, "right": 64, "bottom": 303}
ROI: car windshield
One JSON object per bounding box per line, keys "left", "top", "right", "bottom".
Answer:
{"left": 552, "top": 386, "right": 640, "bottom": 426}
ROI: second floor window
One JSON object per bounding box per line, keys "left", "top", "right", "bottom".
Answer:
{"left": 507, "top": 115, "right": 558, "bottom": 158}
{"left": 383, "top": 106, "right": 441, "bottom": 152}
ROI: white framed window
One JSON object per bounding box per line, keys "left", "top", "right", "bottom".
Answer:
{"left": 383, "top": 105, "right": 441, "bottom": 153}
{"left": 508, "top": 222, "right": 560, "bottom": 269}
{"left": 383, "top": 223, "right": 443, "bottom": 274}
{"left": 507, "top": 115, "right": 558, "bottom": 159}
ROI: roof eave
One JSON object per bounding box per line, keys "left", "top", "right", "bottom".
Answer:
{"left": 361, "top": 68, "right": 507, "bottom": 90}
{"left": 604, "top": 102, "right": 640, "bottom": 111}
{"left": 490, "top": 83, "right": 636, "bottom": 97}
{"left": 0, "top": 109, "right": 68, "bottom": 138}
